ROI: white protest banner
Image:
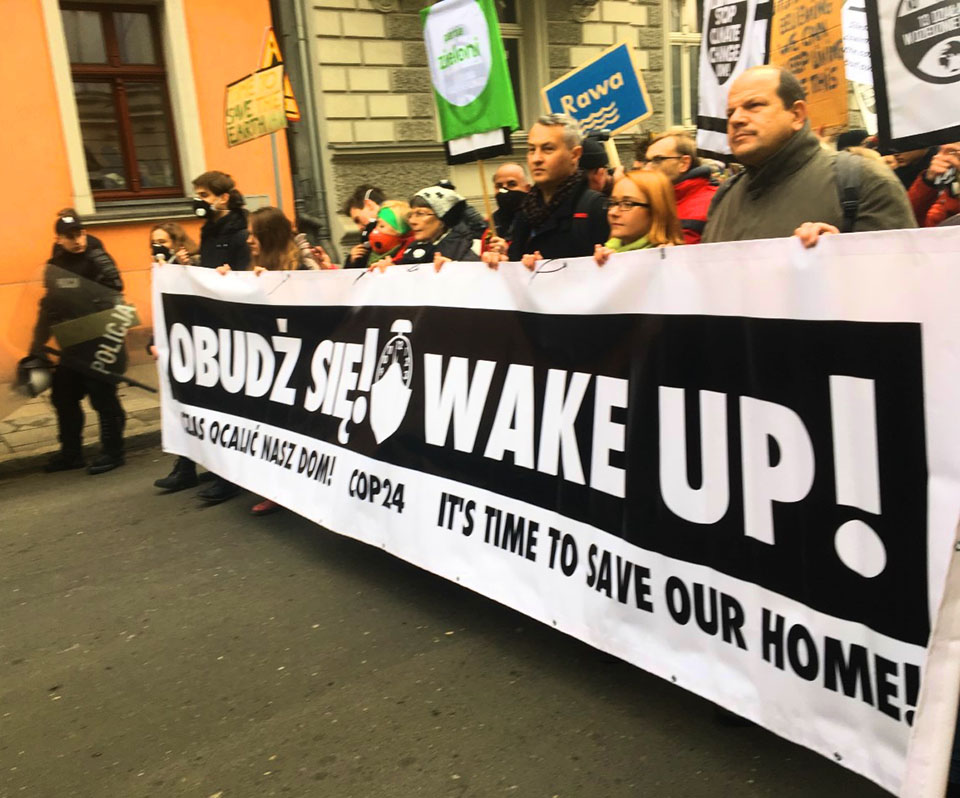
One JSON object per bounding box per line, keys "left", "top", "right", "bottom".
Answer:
{"left": 153, "top": 229, "right": 960, "bottom": 795}
{"left": 697, "top": 0, "right": 772, "bottom": 156}
{"left": 853, "top": 80, "right": 879, "bottom": 134}
{"left": 842, "top": 0, "right": 874, "bottom": 85}
{"left": 865, "top": 0, "right": 960, "bottom": 150}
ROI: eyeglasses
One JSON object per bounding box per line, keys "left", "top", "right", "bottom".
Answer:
{"left": 604, "top": 199, "right": 651, "bottom": 211}
{"left": 407, "top": 210, "right": 437, "bottom": 219}
{"left": 640, "top": 155, "right": 683, "bottom": 166}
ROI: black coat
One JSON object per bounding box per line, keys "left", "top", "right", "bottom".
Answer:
{"left": 394, "top": 224, "right": 479, "bottom": 265}
{"left": 343, "top": 220, "right": 376, "bottom": 270}
{"left": 508, "top": 180, "right": 609, "bottom": 261}
{"left": 199, "top": 209, "right": 250, "bottom": 270}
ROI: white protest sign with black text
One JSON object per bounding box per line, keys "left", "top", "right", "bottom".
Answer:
{"left": 866, "top": 0, "right": 960, "bottom": 148}
{"left": 843, "top": 0, "right": 874, "bottom": 85}
{"left": 153, "top": 230, "right": 960, "bottom": 796}
{"left": 697, "top": 0, "right": 771, "bottom": 156}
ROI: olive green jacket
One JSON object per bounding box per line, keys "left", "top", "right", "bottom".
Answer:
{"left": 702, "top": 124, "right": 916, "bottom": 243}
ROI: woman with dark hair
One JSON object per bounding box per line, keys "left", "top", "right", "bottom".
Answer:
{"left": 150, "top": 222, "right": 198, "bottom": 265}
{"left": 247, "top": 206, "right": 327, "bottom": 272}
{"left": 153, "top": 171, "right": 251, "bottom": 503}
{"left": 385, "top": 185, "right": 480, "bottom": 268}
{"left": 592, "top": 170, "right": 684, "bottom": 266}
{"left": 232, "top": 207, "right": 331, "bottom": 516}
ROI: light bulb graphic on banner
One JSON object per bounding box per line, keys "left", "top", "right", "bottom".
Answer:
{"left": 369, "top": 320, "right": 414, "bottom": 445}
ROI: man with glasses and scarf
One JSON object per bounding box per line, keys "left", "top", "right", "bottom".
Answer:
{"left": 639, "top": 129, "right": 718, "bottom": 245}
{"left": 486, "top": 114, "right": 609, "bottom": 264}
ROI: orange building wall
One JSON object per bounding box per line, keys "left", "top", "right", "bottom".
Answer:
{"left": 0, "top": 0, "right": 294, "bottom": 380}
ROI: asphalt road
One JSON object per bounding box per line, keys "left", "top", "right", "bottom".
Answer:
{"left": 0, "top": 446, "right": 889, "bottom": 798}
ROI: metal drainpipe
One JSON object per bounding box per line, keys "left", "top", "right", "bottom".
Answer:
{"left": 287, "top": 0, "right": 335, "bottom": 257}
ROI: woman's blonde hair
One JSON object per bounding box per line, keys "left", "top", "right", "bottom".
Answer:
{"left": 377, "top": 200, "right": 411, "bottom": 233}
{"left": 618, "top": 170, "right": 684, "bottom": 246}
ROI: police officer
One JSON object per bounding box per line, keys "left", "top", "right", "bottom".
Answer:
{"left": 31, "top": 211, "right": 127, "bottom": 474}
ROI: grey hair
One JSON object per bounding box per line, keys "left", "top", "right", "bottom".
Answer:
{"left": 535, "top": 114, "right": 583, "bottom": 148}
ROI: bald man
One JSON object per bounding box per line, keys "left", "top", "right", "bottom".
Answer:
{"left": 702, "top": 65, "right": 914, "bottom": 246}
{"left": 490, "top": 162, "right": 530, "bottom": 241}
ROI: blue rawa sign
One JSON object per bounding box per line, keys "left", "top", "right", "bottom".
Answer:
{"left": 541, "top": 42, "right": 652, "bottom": 134}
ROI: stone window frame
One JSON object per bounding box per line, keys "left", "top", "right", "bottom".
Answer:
{"left": 663, "top": 0, "right": 703, "bottom": 128}
{"left": 41, "top": 0, "right": 205, "bottom": 221}
{"left": 493, "top": 0, "right": 550, "bottom": 131}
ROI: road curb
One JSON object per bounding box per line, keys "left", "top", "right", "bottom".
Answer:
{"left": 0, "top": 428, "right": 162, "bottom": 480}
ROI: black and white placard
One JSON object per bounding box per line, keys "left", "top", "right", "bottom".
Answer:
{"left": 697, "top": 0, "right": 772, "bottom": 157}
{"left": 153, "top": 230, "right": 960, "bottom": 795}
{"left": 866, "top": 0, "right": 960, "bottom": 149}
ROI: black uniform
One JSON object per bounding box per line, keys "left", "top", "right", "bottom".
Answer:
{"left": 31, "top": 240, "right": 127, "bottom": 460}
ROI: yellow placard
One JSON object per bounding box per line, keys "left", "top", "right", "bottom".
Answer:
{"left": 769, "top": 0, "right": 848, "bottom": 131}
{"left": 260, "top": 27, "right": 301, "bottom": 122}
{"left": 225, "top": 64, "right": 287, "bottom": 147}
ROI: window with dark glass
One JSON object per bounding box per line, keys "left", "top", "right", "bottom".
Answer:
{"left": 61, "top": 3, "right": 182, "bottom": 199}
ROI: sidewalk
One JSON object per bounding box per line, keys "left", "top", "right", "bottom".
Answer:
{"left": 0, "top": 362, "right": 162, "bottom": 477}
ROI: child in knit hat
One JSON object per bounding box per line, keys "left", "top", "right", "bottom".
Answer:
{"left": 367, "top": 201, "right": 412, "bottom": 268}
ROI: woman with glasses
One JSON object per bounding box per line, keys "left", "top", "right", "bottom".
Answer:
{"left": 387, "top": 185, "right": 480, "bottom": 268}
{"left": 594, "top": 170, "right": 684, "bottom": 266}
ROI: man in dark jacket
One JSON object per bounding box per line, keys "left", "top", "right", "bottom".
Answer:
{"left": 154, "top": 172, "right": 251, "bottom": 501}
{"left": 640, "top": 130, "right": 717, "bottom": 244}
{"left": 702, "top": 66, "right": 915, "bottom": 246}
{"left": 198, "top": 208, "right": 250, "bottom": 270}
{"left": 490, "top": 162, "right": 529, "bottom": 238}
{"left": 31, "top": 213, "right": 128, "bottom": 474}
{"left": 580, "top": 135, "right": 614, "bottom": 195}
{"left": 486, "top": 114, "right": 608, "bottom": 263}
{"left": 340, "top": 184, "right": 385, "bottom": 269}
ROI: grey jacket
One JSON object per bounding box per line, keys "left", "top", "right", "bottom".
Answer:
{"left": 702, "top": 124, "right": 916, "bottom": 243}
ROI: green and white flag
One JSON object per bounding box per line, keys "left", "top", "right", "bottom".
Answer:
{"left": 420, "top": 0, "right": 519, "bottom": 143}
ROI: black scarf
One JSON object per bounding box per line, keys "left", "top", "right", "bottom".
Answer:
{"left": 521, "top": 170, "right": 585, "bottom": 228}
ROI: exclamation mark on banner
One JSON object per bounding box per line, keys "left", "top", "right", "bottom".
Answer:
{"left": 829, "top": 376, "right": 887, "bottom": 578}
{"left": 357, "top": 328, "right": 380, "bottom": 392}
{"left": 351, "top": 329, "right": 380, "bottom": 427}
{"left": 326, "top": 456, "right": 335, "bottom": 486}
{"left": 903, "top": 663, "right": 921, "bottom": 726}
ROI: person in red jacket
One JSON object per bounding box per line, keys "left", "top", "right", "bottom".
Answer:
{"left": 639, "top": 130, "right": 718, "bottom": 244}
{"left": 908, "top": 142, "right": 960, "bottom": 227}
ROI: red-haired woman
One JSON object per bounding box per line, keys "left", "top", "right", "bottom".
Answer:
{"left": 593, "top": 170, "right": 684, "bottom": 265}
